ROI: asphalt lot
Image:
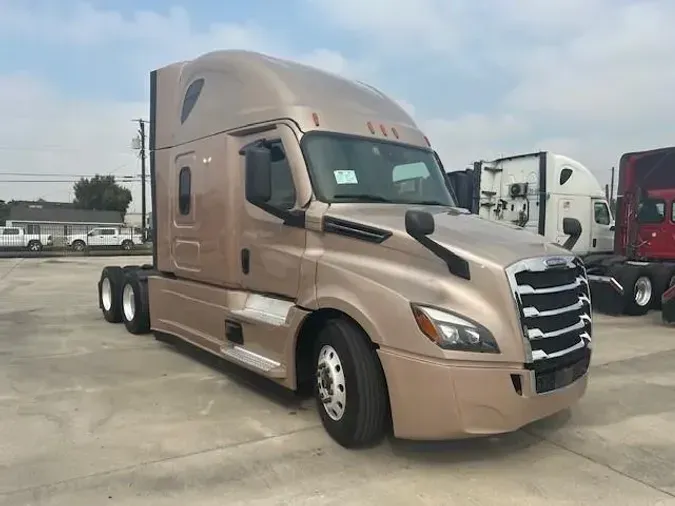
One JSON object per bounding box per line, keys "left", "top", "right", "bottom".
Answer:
{"left": 1, "top": 256, "right": 674, "bottom": 506}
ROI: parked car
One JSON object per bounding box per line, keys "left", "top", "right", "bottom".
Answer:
{"left": 0, "top": 226, "right": 53, "bottom": 251}
{"left": 66, "top": 226, "right": 143, "bottom": 251}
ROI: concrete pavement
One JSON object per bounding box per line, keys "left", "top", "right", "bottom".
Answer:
{"left": 1, "top": 256, "right": 674, "bottom": 505}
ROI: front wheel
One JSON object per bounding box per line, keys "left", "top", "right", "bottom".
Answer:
{"left": 121, "top": 240, "right": 134, "bottom": 251}
{"left": 313, "top": 318, "right": 389, "bottom": 448}
{"left": 121, "top": 270, "right": 151, "bottom": 334}
{"left": 27, "top": 240, "right": 42, "bottom": 252}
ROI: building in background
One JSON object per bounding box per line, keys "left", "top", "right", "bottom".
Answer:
{"left": 6, "top": 201, "right": 124, "bottom": 244}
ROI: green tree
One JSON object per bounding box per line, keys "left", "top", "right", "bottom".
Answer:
{"left": 73, "top": 175, "right": 132, "bottom": 217}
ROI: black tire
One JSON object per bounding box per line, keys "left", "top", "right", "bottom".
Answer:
{"left": 120, "top": 270, "right": 151, "bottom": 335}
{"left": 313, "top": 318, "right": 388, "bottom": 449}
{"left": 98, "top": 266, "right": 125, "bottom": 323}
{"left": 649, "top": 264, "right": 675, "bottom": 310}
{"left": 72, "top": 240, "right": 86, "bottom": 252}
{"left": 612, "top": 265, "right": 653, "bottom": 316}
{"left": 27, "top": 240, "right": 43, "bottom": 252}
{"left": 121, "top": 240, "right": 134, "bottom": 251}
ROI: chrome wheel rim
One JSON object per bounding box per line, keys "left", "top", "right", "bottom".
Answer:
{"left": 316, "top": 345, "right": 347, "bottom": 421}
{"left": 634, "top": 276, "right": 652, "bottom": 307}
{"left": 122, "top": 283, "right": 135, "bottom": 321}
{"left": 101, "top": 277, "right": 112, "bottom": 311}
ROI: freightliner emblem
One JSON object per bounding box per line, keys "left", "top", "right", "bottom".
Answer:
{"left": 544, "top": 257, "right": 568, "bottom": 268}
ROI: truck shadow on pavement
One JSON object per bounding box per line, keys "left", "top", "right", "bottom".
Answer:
{"left": 154, "top": 333, "right": 612, "bottom": 462}
{"left": 151, "top": 331, "right": 675, "bottom": 472}
{"left": 154, "top": 334, "right": 311, "bottom": 413}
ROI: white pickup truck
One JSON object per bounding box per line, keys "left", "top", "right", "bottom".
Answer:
{"left": 66, "top": 226, "right": 143, "bottom": 251}
{"left": 0, "top": 226, "right": 53, "bottom": 251}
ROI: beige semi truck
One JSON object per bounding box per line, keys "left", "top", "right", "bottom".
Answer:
{"left": 97, "top": 50, "right": 593, "bottom": 448}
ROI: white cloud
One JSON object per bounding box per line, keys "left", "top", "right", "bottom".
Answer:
{"left": 423, "top": 114, "right": 531, "bottom": 170}
{"left": 0, "top": 3, "right": 376, "bottom": 208}
{"left": 0, "top": 71, "right": 145, "bottom": 205}
{"left": 307, "top": 0, "right": 675, "bottom": 185}
{"left": 305, "top": 0, "right": 465, "bottom": 56}
{"left": 2, "top": 0, "right": 675, "bottom": 207}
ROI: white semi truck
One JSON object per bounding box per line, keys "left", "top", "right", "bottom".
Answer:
{"left": 447, "top": 150, "right": 675, "bottom": 316}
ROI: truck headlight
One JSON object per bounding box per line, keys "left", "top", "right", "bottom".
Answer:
{"left": 411, "top": 304, "right": 500, "bottom": 353}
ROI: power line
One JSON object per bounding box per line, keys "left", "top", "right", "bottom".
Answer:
{"left": 0, "top": 172, "right": 149, "bottom": 178}
{"left": 0, "top": 145, "right": 136, "bottom": 154}
{"left": 0, "top": 178, "right": 145, "bottom": 183}
{"left": 0, "top": 172, "right": 135, "bottom": 177}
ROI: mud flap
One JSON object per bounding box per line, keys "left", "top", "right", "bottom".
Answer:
{"left": 588, "top": 274, "right": 625, "bottom": 315}
{"left": 661, "top": 284, "right": 675, "bottom": 324}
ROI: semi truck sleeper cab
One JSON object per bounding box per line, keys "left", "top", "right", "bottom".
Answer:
{"left": 97, "top": 50, "right": 592, "bottom": 448}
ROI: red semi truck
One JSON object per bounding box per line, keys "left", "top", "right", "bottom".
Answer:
{"left": 603, "top": 146, "right": 675, "bottom": 316}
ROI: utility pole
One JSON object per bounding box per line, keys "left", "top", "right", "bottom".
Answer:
{"left": 609, "top": 165, "right": 615, "bottom": 202}
{"left": 134, "top": 119, "right": 148, "bottom": 240}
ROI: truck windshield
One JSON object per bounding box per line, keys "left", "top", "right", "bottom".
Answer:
{"left": 302, "top": 133, "right": 456, "bottom": 206}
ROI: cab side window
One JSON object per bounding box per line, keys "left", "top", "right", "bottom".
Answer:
{"left": 593, "top": 201, "right": 611, "bottom": 225}
{"left": 267, "top": 140, "right": 296, "bottom": 210}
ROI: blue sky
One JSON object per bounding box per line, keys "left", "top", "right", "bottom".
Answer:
{"left": 1, "top": 0, "right": 674, "bottom": 209}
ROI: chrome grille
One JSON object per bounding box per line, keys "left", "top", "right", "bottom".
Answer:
{"left": 505, "top": 255, "right": 592, "bottom": 362}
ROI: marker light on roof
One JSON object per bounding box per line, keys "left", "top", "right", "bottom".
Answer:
{"left": 380, "top": 124, "right": 388, "bottom": 137}
{"left": 367, "top": 121, "right": 375, "bottom": 134}
{"left": 312, "top": 112, "right": 320, "bottom": 127}
{"left": 391, "top": 127, "right": 399, "bottom": 139}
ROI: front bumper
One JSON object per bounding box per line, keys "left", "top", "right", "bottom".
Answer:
{"left": 378, "top": 346, "right": 590, "bottom": 441}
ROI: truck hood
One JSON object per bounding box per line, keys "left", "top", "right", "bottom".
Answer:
{"left": 325, "top": 204, "right": 569, "bottom": 268}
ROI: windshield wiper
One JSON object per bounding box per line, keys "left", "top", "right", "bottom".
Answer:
{"left": 332, "top": 193, "right": 394, "bottom": 203}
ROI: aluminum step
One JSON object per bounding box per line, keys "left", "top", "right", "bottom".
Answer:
{"left": 221, "top": 344, "right": 286, "bottom": 378}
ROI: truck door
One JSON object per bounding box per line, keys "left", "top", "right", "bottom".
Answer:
{"left": 635, "top": 197, "right": 670, "bottom": 259}
{"left": 555, "top": 196, "right": 591, "bottom": 253}
{"left": 238, "top": 124, "right": 306, "bottom": 300}
{"left": 589, "top": 199, "right": 614, "bottom": 253}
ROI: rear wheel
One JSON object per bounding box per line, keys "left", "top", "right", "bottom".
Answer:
{"left": 313, "top": 318, "right": 388, "bottom": 448}
{"left": 121, "top": 240, "right": 134, "bottom": 251}
{"left": 624, "top": 270, "right": 653, "bottom": 316}
{"left": 121, "top": 270, "right": 151, "bottom": 334}
{"left": 72, "top": 240, "right": 86, "bottom": 252}
{"left": 98, "top": 266, "right": 125, "bottom": 323}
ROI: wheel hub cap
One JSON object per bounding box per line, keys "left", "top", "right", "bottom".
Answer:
{"left": 101, "top": 278, "right": 112, "bottom": 311}
{"left": 316, "top": 345, "right": 346, "bottom": 421}
{"left": 634, "top": 276, "right": 652, "bottom": 307}
{"left": 122, "top": 283, "right": 135, "bottom": 321}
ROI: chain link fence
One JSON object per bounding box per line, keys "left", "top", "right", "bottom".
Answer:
{"left": 0, "top": 224, "right": 152, "bottom": 258}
